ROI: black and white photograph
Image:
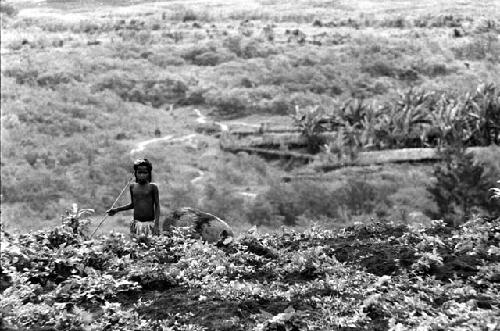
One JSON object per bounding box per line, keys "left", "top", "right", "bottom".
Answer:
{"left": 1, "top": 0, "right": 499, "bottom": 329}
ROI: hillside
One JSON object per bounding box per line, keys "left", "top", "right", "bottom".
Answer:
{"left": 1, "top": 0, "right": 500, "bottom": 233}
{"left": 1, "top": 1, "right": 500, "bottom": 330}
{"left": 1, "top": 214, "right": 499, "bottom": 330}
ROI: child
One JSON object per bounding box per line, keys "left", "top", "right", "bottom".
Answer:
{"left": 107, "top": 159, "right": 160, "bottom": 240}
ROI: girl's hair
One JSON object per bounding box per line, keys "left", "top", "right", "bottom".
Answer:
{"left": 133, "top": 158, "right": 152, "bottom": 182}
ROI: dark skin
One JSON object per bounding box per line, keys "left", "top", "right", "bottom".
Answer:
{"left": 107, "top": 166, "right": 160, "bottom": 235}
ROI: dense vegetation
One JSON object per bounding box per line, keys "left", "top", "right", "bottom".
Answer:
{"left": 291, "top": 83, "right": 500, "bottom": 155}
{"left": 1, "top": 209, "right": 499, "bottom": 330}
{"left": 1, "top": 0, "right": 500, "bottom": 232}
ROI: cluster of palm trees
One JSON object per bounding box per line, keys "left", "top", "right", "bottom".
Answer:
{"left": 292, "top": 83, "right": 499, "bottom": 155}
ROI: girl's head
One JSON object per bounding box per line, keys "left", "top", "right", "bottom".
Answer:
{"left": 133, "top": 158, "right": 152, "bottom": 183}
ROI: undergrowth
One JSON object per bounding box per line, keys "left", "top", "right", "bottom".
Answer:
{"left": 1, "top": 212, "right": 499, "bottom": 330}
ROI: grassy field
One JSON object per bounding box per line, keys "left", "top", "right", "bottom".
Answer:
{"left": 1, "top": 0, "right": 499, "bottom": 234}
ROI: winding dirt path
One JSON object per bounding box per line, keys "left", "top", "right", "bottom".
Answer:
{"left": 129, "top": 108, "right": 262, "bottom": 194}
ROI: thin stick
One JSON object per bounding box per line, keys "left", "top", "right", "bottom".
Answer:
{"left": 91, "top": 175, "right": 134, "bottom": 238}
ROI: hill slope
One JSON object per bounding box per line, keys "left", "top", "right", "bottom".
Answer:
{"left": 1, "top": 216, "right": 499, "bottom": 330}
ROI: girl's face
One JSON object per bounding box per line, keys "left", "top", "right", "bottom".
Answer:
{"left": 136, "top": 166, "right": 150, "bottom": 183}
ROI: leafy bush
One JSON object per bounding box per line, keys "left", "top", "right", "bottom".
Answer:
{"left": 193, "top": 50, "right": 236, "bottom": 66}
{"left": 240, "top": 38, "right": 280, "bottom": 59}
{"left": 36, "top": 71, "right": 83, "bottom": 88}
{"left": 164, "top": 183, "right": 200, "bottom": 211}
{"left": 452, "top": 33, "right": 500, "bottom": 62}
{"left": 3, "top": 68, "right": 82, "bottom": 88}
{"left": 200, "top": 181, "right": 246, "bottom": 222}
{"left": 428, "top": 145, "right": 499, "bottom": 224}
{"left": 3, "top": 68, "right": 39, "bottom": 85}
{"left": 262, "top": 63, "right": 334, "bottom": 95}
{"left": 93, "top": 72, "right": 188, "bottom": 107}
{"left": 223, "top": 36, "right": 280, "bottom": 59}
{"left": 361, "top": 59, "right": 398, "bottom": 78}
{"left": 222, "top": 35, "right": 243, "bottom": 55}
{"left": 264, "top": 180, "right": 339, "bottom": 223}
{"left": 180, "top": 86, "right": 206, "bottom": 105}
{"left": 336, "top": 178, "right": 397, "bottom": 216}
{"left": 148, "top": 54, "right": 186, "bottom": 67}
{"left": 254, "top": 94, "right": 291, "bottom": 115}
{"left": 204, "top": 88, "right": 249, "bottom": 117}
{"left": 414, "top": 61, "right": 452, "bottom": 77}
{"left": 0, "top": 1, "right": 17, "bottom": 17}
{"left": 2, "top": 212, "right": 499, "bottom": 330}
{"left": 244, "top": 196, "right": 275, "bottom": 226}
{"left": 190, "top": 83, "right": 294, "bottom": 116}
{"left": 291, "top": 105, "right": 331, "bottom": 153}
{"left": 180, "top": 45, "right": 213, "bottom": 62}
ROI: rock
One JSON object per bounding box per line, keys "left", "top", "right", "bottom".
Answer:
{"left": 163, "top": 207, "right": 234, "bottom": 243}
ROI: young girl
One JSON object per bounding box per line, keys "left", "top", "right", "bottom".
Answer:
{"left": 107, "top": 159, "right": 160, "bottom": 240}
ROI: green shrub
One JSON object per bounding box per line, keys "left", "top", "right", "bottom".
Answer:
{"left": 291, "top": 105, "right": 330, "bottom": 153}
{"left": 288, "top": 92, "right": 334, "bottom": 110}
{"left": 361, "top": 60, "right": 398, "bottom": 78}
{"left": 223, "top": 36, "right": 279, "bottom": 59}
{"left": 255, "top": 95, "right": 292, "bottom": 115}
{"left": 180, "top": 45, "right": 213, "bottom": 62}
{"left": 336, "top": 178, "right": 397, "bottom": 216}
{"left": 180, "top": 87, "right": 206, "bottom": 105}
{"left": 260, "top": 174, "right": 399, "bottom": 226}
{"left": 93, "top": 72, "right": 188, "bottom": 107}
{"left": 240, "top": 38, "right": 279, "bottom": 59}
{"left": 3, "top": 68, "right": 83, "bottom": 88}
{"left": 71, "top": 20, "right": 102, "bottom": 34}
{"left": 244, "top": 196, "right": 275, "bottom": 226}
{"left": 3, "top": 68, "right": 39, "bottom": 85}
{"left": 165, "top": 183, "right": 200, "bottom": 210}
{"left": 36, "top": 71, "right": 82, "bottom": 88}
{"left": 135, "top": 30, "right": 153, "bottom": 45}
{"left": 1, "top": 165, "right": 70, "bottom": 211}
{"left": 200, "top": 182, "right": 245, "bottom": 223}
{"left": 182, "top": 9, "right": 198, "bottom": 22}
{"left": 264, "top": 181, "right": 338, "bottom": 223}
{"left": 427, "top": 145, "right": 499, "bottom": 224}
{"left": 148, "top": 54, "right": 186, "bottom": 67}
{"left": 222, "top": 35, "right": 242, "bottom": 56}
{"left": 378, "top": 17, "right": 407, "bottom": 28}
{"left": 0, "top": 1, "right": 18, "bottom": 17}
{"left": 452, "top": 33, "right": 500, "bottom": 62}
{"left": 415, "top": 62, "right": 451, "bottom": 77}
{"left": 193, "top": 50, "right": 236, "bottom": 66}
{"left": 263, "top": 64, "right": 332, "bottom": 94}
{"left": 204, "top": 88, "right": 249, "bottom": 117}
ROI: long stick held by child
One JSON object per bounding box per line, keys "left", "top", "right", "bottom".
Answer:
{"left": 90, "top": 175, "right": 133, "bottom": 238}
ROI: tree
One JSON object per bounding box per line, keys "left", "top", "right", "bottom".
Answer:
{"left": 428, "top": 145, "right": 496, "bottom": 225}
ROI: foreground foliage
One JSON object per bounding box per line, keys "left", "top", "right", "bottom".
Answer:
{"left": 1, "top": 213, "right": 499, "bottom": 330}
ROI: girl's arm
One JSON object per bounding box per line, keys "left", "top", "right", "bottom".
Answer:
{"left": 107, "top": 185, "right": 134, "bottom": 215}
{"left": 153, "top": 184, "right": 160, "bottom": 234}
